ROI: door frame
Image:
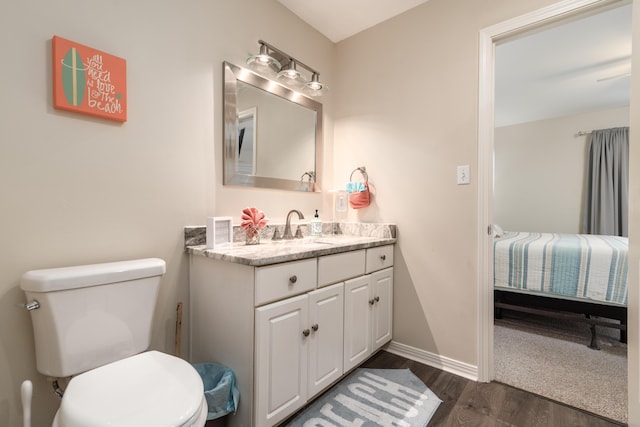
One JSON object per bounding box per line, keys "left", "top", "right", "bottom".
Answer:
{"left": 476, "top": 0, "right": 624, "bottom": 382}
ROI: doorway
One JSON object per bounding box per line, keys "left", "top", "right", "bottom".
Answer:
{"left": 476, "top": 0, "right": 632, "bottom": 418}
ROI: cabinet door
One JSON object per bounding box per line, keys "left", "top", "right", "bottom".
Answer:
{"left": 343, "top": 276, "right": 372, "bottom": 372}
{"left": 308, "top": 283, "right": 344, "bottom": 397}
{"left": 371, "top": 267, "right": 393, "bottom": 350}
{"left": 255, "top": 294, "right": 309, "bottom": 427}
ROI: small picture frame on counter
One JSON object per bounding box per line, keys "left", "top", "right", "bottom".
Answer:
{"left": 206, "top": 217, "right": 233, "bottom": 249}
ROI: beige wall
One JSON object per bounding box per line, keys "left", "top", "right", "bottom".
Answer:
{"left": 494, "top": 106, "right": 630, "bottom": 233}
{"left": 0, "top": 1, "right": 333, "bottom": 426}
{"left": 333, "top": 0, "right": 564, "bottom": 367}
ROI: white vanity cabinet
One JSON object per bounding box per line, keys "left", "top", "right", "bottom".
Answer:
{"left": 343, "top": 245, "right": 394, "bottom": 372}
{"left": 189, "top": 243, "right": 393, "bottom": 427}
{"left": 255, "top": 283, "right": 344, "bottom": 426}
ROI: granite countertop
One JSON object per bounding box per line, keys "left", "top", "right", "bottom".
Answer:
{"left": 185, "top": 222, "right": 396, "bottom": 267}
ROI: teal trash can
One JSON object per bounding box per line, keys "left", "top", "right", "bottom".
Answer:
{"left": 193, "top": 363, "right": 240, "bottom": 421}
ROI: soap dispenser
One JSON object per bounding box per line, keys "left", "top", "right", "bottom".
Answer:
{"left": 311, "top": 209, "right": 322, "bottom": 237}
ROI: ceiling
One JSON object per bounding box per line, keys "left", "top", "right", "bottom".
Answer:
{"left": 277, "top": 1, "right": 632, "bottom": 127}
{"left": 495, "top": 3, "right": 632, "bottom": 127}
{"left": 277, "top": 0, "right": 430, "bottom": 43}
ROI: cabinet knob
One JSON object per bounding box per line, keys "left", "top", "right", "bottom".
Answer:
{"left": 380, "top": 255, "right": 386, "bottom": 261}
{"left": 302, "top": 328, "right": 310, "bottom": 337}
{"left": 369, "top": 298, "right": 375, "bottom": 305}
{"left": 311, "top": 324, "right": 319, "bottom": 332}
{"left": 374, "top": 296, "right": 380, "bottom": 303}
{"left": 289, "top": 275, "right": 297, "bottom": 284}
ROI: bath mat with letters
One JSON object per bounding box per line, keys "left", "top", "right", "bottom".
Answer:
{"left": 285, "top": 368, "right": 442, "bottom": 426}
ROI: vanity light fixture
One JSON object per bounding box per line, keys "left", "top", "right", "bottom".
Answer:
{"left": 277, "top": 59, "right": 301, "bottom": 80}
{"left": 246, "top": 43, "right": 282, "bottom": 76}
{"left": 247, "top": 40, "right": 328, "bottom": 97}
{"left": 303, "top": 73, "right": 328, "bottom": 97}
{"left": 277, "top": 59, "right": 306, "bottom": 87}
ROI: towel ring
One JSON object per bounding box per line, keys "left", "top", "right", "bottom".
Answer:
{"left": 348, "top": 166, "right": 370, "bottom": 209}
{"left": 350, "top": 166, "right": 368, "bottom": 182}
{"left": 300, "top": 171, "right": 315, "bottom": 182}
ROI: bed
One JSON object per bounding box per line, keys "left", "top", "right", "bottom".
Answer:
{"left": 493, "top": 231, "right": 628, "bottom": 348}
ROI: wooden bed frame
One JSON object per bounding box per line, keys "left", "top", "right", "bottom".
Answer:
{"left": 494, "top": 289, "right": 627, "bottom": 350}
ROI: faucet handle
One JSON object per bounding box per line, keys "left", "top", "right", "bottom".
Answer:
{"left": 272, "top": 228, "right": 282, "bottom": 240}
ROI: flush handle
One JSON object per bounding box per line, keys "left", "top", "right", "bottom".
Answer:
{"left": 22, "top": 300, "right": 40, "bottom": 311}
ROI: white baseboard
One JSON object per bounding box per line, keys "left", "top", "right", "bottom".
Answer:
{"left": 385, "top": 340, "right": 479, "bottom": 381}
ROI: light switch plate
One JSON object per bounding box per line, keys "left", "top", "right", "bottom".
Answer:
{"left": 457, "top": 165, "right": 470, "bottom": 185}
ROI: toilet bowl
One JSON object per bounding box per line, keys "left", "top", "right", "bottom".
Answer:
{"left": 51, "top": 351, "right": 207, "bottom": 427}
{"left": 20, "top": 258, "right": 207, "bottom": 427}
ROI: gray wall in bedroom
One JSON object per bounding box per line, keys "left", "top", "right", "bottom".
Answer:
{"left": 494, "top": 105, "right": 629, "bottom": 234}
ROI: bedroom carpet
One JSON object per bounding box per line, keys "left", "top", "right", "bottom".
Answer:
{"left": 494, "top": 311, "right": 627, "bottom": 424}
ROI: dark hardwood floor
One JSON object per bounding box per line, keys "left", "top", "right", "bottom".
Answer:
{"left": 360, "top": 350, "right": 625, "bottom": 427}
{"left": 210, "top": 350, "right": 625, "bottom": 427}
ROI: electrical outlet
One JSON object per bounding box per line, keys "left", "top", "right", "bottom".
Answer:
{"left": 457, "top": 165, "right": 470, "bottom": 185}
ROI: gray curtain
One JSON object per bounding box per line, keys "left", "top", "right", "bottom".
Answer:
{"left": 582, "top": 126, "right": 629, "bottom": 236}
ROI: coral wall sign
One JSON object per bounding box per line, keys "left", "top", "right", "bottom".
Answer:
{"left": 52, "top": 36, "right": 127, "bottom": 122}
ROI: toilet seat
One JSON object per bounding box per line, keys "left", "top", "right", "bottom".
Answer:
{"left": 52, "top": 351, "right": 207, "bottom": 427}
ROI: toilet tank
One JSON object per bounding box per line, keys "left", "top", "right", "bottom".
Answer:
{"left": 20, "top": 258, "right": 166, "bottom": 378}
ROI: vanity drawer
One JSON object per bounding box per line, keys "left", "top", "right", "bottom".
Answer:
{"left": 255, "top": 259, "right": 317, "bottom": 306}
{"left": 365, "top": 245, "right": 394, "bottom": 274}
{"left": 318, "top": 250, "right": 366, "bottom": 287}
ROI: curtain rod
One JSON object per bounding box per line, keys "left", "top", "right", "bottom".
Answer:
{"left": 578, "top": 127, "right": 629, "bottom": 136}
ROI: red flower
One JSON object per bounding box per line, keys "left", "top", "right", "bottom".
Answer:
{"left": 240, "top": 207, "right": 268, "bottom": 238}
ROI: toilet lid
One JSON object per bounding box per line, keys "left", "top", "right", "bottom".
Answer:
{"left": 58, "top": 351, "right": 205, "bottom": 427}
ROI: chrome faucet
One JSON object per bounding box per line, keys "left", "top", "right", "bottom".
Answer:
{"left": 283, "top": 209, "right": 305, "bottom": 239}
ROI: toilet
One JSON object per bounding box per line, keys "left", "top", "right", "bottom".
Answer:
{"left": 20, "top": 258, "right": 208, "bottom": 427}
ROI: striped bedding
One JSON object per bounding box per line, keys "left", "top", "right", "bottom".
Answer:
{"left": 494, "top": 231, "right": 628, "bottom": 305}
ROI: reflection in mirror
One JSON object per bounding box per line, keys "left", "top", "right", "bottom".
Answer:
{"left": 237, "top": 107, "right": 256, "bottom": 175}
{"left": 223, "top": 61, "right": 322, "bottom": 192}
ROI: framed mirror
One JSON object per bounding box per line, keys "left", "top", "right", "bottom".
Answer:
{"left": 223, "top": 61, "right": 322, "bottom": 192}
